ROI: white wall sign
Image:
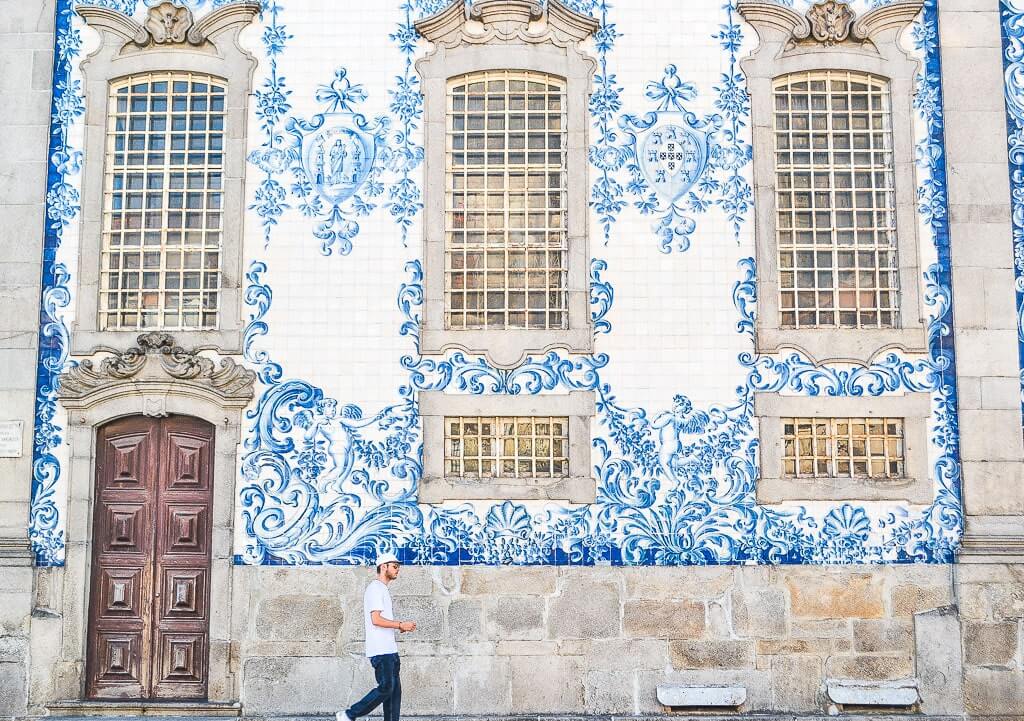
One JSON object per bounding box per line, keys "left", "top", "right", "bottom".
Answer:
{"left": 0, "top": 421, "right": 25, "bottom": 458}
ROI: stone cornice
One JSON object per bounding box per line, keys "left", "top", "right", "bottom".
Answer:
{"left": 415, "top": 0, "right": 598, "bottom": 48}
{"left": 959, "top": 516, "right": 1024, "bottom": 563}
{"left": 735, "top": 2, "right": 809, "bottom": 43}
{"left": 58, "top": 332, "right": 255, "bottom": 411}
{"left": 854, "top": 0, "right": 925, "bottom": 40}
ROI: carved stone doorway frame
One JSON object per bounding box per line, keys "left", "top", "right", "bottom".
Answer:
{"left": 36, "top": 333, "right": 255, "bottom": 704}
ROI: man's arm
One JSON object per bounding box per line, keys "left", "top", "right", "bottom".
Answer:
{"left": 370, "top": 610, "right": 416, "bottom": 633}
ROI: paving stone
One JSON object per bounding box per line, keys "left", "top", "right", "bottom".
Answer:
{"left": 254, "top": 594, "right": 343, "bottom": 642}
{"left": 732, "top": 586, "right": 787, "bottom": 639}
{"left": 771, "top": 654, "right": 823, "bottom": 711}
{"left": 787, "top": 575, "right": 884, "bottom": 620}
{"left": 483, "top": 596, "right": 544, "bottom": 640}
{"left": 623, "top": 598, "right": 704, "bottom": 639}
{"left": 964, "top": 621, "right": 1019, "bottom": 666}
{"left": 852, "top": 620, "right": 913, "bottom": 654}
{"left": 826, "top": 654, "right": 914, "bottom": 681}
{"left": 670, "top": 639, "right": 755, "bottom": 670}
{"left": 547, "top": 582, "right": 620, "bottom": 639}
{"left": 509, "top": 654, "right": 584, "bottom": 713}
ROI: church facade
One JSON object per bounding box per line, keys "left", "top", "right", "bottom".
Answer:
{"left": 0, "top": 0, "right": 1022, "bottom": 716}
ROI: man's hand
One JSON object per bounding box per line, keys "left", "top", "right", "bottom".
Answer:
{"left": 398, "top": 621, "right": 417, "bottom": 633}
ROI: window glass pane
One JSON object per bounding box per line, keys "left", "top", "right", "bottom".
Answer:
{"left": 781, "top": 416, "right": 905, "bottom": 479}
{"left": 445, "top": 70, "right": 568, "bottom": 330}
{"left": 100, "top": 72, "right": 225, "bottom": 330}
{"left": 773, "top": 71, "right": 898, "bottom": 329}
{"left": 444, "top": 416, "right": 570, "bottom": 479}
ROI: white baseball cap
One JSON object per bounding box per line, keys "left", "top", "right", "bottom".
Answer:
{"left": 374, "top": 551, "right": 400, "bottom": 568}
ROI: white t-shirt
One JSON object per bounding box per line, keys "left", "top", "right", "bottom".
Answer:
{"left": 363, "top": 579, "right": 399, "bottom": 657}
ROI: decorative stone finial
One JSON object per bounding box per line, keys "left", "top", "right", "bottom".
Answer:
{"left": 469, "top": 0, "right": 544, "bottom": 27}
{"left": 142, "top": 1, "right": 194, "bottom": 44}
{"left": 806, "top": 0, "right": 859, "bottom": 46}
{"left": 415, "top": 0, "right": 598, "bottom": 48}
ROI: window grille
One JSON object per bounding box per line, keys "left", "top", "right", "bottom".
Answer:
{"left": 445, "top": 416, "right": 570, "bottom": 479}
{"left": 446, "top": 70, "right": 568, "bottom": 330}
{"left": 100, "top": 72, "right": 225, "bottom": 330}
{"left": 774, "top": 70, "right": 899, "bottom": 329}
{"left": 782, "top": 417, "right": 905, "bottom": 479}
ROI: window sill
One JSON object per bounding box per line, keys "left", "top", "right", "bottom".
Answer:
{"left": 419, "top": 474, "right": 595, "bottom": 504}
{"left": 755, "top": 326, "right": 928, "bottom": 364}
{"left": 756, "top": 474, "right": 933, "bottom": 505}
{"left": 70, "top": 328, "right": 243, "bottom": 356}
{"left": 420, "top": 327, "right": 593, "bottom": 368}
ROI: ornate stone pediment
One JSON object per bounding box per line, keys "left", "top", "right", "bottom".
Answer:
{"left": 77, "top": 1, "right": 260, "bottom": 50}
{"left": 737, "top": 0, "right": 923, "bottom": 51}
{"left": 58, "top": 332, "right": 255, "bottom": 411}
{"left": 415, "top": 0, "right": 599, "bottom": 48}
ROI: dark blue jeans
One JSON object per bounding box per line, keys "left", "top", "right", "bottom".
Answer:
{"left": 347, "top": 653, "right": 401, "bottom": 721}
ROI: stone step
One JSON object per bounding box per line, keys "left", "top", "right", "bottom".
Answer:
{"left": 30, "top": 715, "right": 967, "bottom": 721}
{"left": 45, "top": 700, "right": 242, "bottom": 718}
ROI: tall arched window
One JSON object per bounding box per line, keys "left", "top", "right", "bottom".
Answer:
{"left": 446, "top": 70, "right": 568, "bottom": 332}
{"left": 773, "top": 70, "right": 898, "bottom": 330}
{"left": 100, "top": 72, "right": 225, "bottom": 330}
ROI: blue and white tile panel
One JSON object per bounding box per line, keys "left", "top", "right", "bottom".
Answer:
{"left": 30, "top": 0, "right": 960, "bottom": 567}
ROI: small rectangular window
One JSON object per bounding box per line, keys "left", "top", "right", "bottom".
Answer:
{"left": 445, "top": 415, "right": 570, "bottom": 479}
{"left": 773, "top": 70, "right": 898, "bottom": 330}
{"left": 100, "top": 72, "right": 225, "bottom": 330}
{"left": 781, "top": 416, "right": 905, "bottom": 479}
{"left": 445, "top": 70, "right": 568, "bottom": 331}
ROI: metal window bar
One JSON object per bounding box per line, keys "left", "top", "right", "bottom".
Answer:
{"left": 773, "top": 70, "right": 899, "bottom": 329}
{"left": 445, "top": 70, "right": 568, "bottom": 330}
{"left": 781, "top": 416, "right": 905, "bottom": 479}
{"left": 100, "top": 72, "right": 225, "bottom": 330}
{"left": 445, "top": 416, "right": 570, "bottom": 479}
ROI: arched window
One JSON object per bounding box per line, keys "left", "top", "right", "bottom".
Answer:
{"left": 739, "top": 0, "right": 925, "bottom": 364}
{"left": 101, "top": 72, "right": 226, "bottom": 330}
{"left": 446, "top": 70, "right": 567, "bottom": 331}
{"left": 75, "top": 2, "right": 259, "bottom": 354}
{"left": 772, "top": 70, "right": 898, "bottom": 330}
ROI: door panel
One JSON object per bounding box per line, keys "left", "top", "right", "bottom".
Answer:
{"left": 87, "top": 416, "right": 214, "bottom": 700}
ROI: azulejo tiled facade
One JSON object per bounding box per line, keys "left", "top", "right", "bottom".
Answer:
{"left": 2, "top": 0, "right": 1023, "bottom": 716}
{"left": 30, "top": 0, "right": 959, "bottom": 569}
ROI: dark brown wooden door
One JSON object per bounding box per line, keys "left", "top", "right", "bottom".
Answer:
{"left": 86, "top": 415, "right": 214, "bottom": 700}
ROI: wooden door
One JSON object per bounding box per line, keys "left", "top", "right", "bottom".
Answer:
{"left": 86, "top": 415, "right": 214, "bottom": 700}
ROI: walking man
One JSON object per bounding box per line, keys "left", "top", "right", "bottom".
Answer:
{"left": 337, "top": 552, "right": 416, "bottom": 721}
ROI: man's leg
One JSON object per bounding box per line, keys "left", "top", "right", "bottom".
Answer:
{"left": 381, "top": 655, "right": 401, "bottom": 721}
{"left": 346, "top": 656, "right": 394, "bottom": 719}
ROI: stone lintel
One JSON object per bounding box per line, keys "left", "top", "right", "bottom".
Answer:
{"left": 657, "top": 684, "right": 747, "bottom": 708}
{"left": 827, "top": 678, "right": 919, "bottom": 707}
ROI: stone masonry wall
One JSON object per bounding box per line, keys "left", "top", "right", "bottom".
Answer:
{"left": 0, "top": 0, "right": 55, "bottom": 718}
{"left": 958, "top": 564, "right": 1024, "bottom": 717}
{"left": 231, "top": 564, "right": 1024, "bottom": 717}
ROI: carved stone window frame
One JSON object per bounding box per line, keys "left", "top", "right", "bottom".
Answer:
{"left": 419, "top": 390, "right": 596, "bottom": 504}
{"left": 738, "top": 0, "right": 926, "bottom": 364}
{"left": 414, "top": 0, "right": 598, "bottom": 369}
{"left": 754, "top": 391, "right": 931, "bottom": 504}
{"left": 46, "top": 332, "right": 255, "bottom": 703}
{"left": 73, "top": 2, "right": 260, "bottom": 355}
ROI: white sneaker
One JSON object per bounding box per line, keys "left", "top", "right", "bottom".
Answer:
{"left": 336, "top": 712, "right": 353, "bottom": 721}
